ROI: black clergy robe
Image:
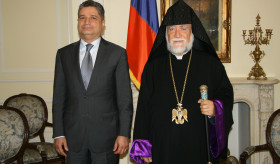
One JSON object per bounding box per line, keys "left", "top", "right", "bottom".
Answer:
{"left": 133, "top": 49, "right": 233, "bottom": 164}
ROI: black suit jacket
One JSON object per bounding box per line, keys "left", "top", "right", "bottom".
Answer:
{"left": 52, "top": 38, "right": 133, "bottom": 153}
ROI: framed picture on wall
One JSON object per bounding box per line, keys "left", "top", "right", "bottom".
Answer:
{"left": 161, "top": 0, "right": 231, "bottom": 63}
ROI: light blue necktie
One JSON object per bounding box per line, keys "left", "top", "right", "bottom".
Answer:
{"left": 81, "top": 44, "right": 94, "bottom": 89}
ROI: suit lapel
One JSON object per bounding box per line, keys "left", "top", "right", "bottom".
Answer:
{"left": 87, "top": 38, "right": 108, "bottom": 90}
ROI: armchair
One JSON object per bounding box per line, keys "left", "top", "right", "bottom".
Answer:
{"left": 0, "top": 105, "right": 29, "bottom": 164}
{"left": 3, "top": 93, "right": 65, "bottom": 163}
{"left": 240, "top": 108, "right": 280, "bottom": 164}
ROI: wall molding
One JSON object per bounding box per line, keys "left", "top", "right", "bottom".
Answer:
{"left": 56, "top": 0, "right": 62, "bottom": 50}
{"left": 0, "top": 79, "right": 53, "bottom": 83}
{"left": 0, "top": 0, "right": 71, "bottom": 73}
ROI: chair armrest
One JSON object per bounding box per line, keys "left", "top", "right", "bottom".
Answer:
{"left": 26, "top": 143, "right": 39, "bottom": 150}
{"left": 27, "top": 143, "right": 48, "bottom": 163}
{"left": 239, "top": 144, "right": 269, "bottom": 164}
{"left": 46, "top": 122, "right": 53, "bottom": 127}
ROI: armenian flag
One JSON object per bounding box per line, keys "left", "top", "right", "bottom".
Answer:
{"left": 126, "top": 0, "right": 159, "bottom": 89}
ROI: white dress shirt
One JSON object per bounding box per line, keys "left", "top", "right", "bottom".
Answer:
{"left": 79, "top": 37, "right": 101, "bottom": 68}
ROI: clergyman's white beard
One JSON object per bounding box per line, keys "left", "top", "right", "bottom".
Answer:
{"left": 166, "top": 33, "right": 194, "bottom": 56}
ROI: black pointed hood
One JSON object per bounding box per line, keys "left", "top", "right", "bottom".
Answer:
{"left": 148, "top": 0, "right": 218, "bottom": 61}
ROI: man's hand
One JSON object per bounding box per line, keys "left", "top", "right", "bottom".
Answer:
{"left": 54, "top": 137, "right": 68, "bottom": 157}
{"left": 141, "top": 157, "right": 152, "bottom": 163}
{"left": 198, "top": 99, "right": 215, "bottom": 117}
{"left": 113, "top": 136, "right": 129, "bottom": 154}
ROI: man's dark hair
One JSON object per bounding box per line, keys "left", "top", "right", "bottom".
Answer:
{"left": 78, "top": 0, "right": 105, "bottom": 20}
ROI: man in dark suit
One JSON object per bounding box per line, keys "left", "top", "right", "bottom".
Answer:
{"left": 52, "top": 1, "right": 133, "bottom": 163}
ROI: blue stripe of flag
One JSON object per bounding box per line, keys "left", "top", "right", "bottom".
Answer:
{"left": 131, "top": 0, "right": 159, "bottom": 34}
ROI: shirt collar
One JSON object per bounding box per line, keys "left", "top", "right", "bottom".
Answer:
{"left": 80, "top": 37, "right": 101, "bottom": 50}
{"left": 172, "top": 49, "right": 190, "bottom": 60}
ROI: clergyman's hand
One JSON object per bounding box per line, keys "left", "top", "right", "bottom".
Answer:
{"left": 113, "top": 136, "right": 129, "bottom": 154}
{"left": 141, "top": 157, "right": 152, "bottom": 163}
{"left": 54, "top": 137, "right": 68, "bottom": 157}
{"left": 198, "top": 99, "right": 215, "bottom": 117}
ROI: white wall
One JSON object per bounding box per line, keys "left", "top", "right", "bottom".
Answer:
{"left": 229, "top": 103, "right": 250, "bottom": 162}
{"left": 225, "top": 0, "right": 280, "bottom": 109}
{"left": 228, "top": 104, "right": 240, "bottom": 157}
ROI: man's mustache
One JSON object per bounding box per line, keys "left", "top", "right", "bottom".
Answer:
{"left": 82, "top": 25, "right": 94, "bottom": 28}
{"left": 171, "top": 38, "right": 186, "bottom": 43}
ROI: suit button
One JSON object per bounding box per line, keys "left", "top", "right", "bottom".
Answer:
{"left": 84, "top": 96, "right": 87, "bottom": 99}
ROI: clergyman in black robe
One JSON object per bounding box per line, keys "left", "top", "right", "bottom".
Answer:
{"left": 129, "top": 1, "right": 233, "bottom": 164}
